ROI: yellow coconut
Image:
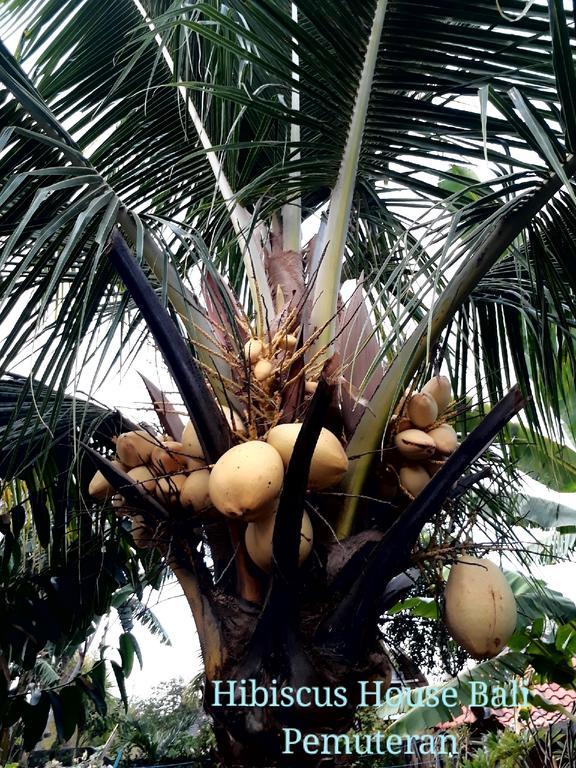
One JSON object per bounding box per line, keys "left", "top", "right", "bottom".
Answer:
{"left": 151, "top": 441, "right": 189, "bottom": 475}
{"left": 182, "top": 419, "right": 205, "bottom": 462}
{"left": 115, "top": 430, "right": 159, "bottom": 468}
{"left": 88, "top": 460, "right": 127, "bottom": 500}
{"left": 395, "top": 429, "right": 436, "bottom": 460}
{"left": 399, "top": 465, "right": 431, "bottom": 497}
{"left": 266, "top": 423, "right": 348, "bottom": 491}
{"left": 274, "top": 332, "right": 297, "bottom": 352}
{"left": 127, "top": 465, "right": 158, "bottom": 495}
{"left": 245, "top": 511, "right": 313, "bottom": 572}
{"left": 444, "top": 555, "right": 517, "bottom": 659}
{"left": 244, "top": 338, "right": 265, "bottom": 363}
{"left": 208, "top": 441, "right": 284, "bottom": 520}
{"left": 253, "top": 358, "right": 274, "bottom": 382}
{"left": 182, "top": 407, "right": 245, "bottom": 463}
{"left": 180, "top": 468, "right": 211, "bottom": 511}
{"left": 428, "top": 424, "right": 459, "bottom": 455}
{"left": 155, "top": 473, "right": 187, "bottom": 505}
{"left": 422, "top": 375, "right": 452, "bottom": 413}
{"left": 406, "top": 392, "right": 438, "bottom": 429}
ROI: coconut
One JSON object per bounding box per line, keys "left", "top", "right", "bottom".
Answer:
{"left": 181, "top": 468, "right": 211, "bottom": 511}
{"left": 428, "top": 424, "right": 459, "bottom": 455}
{"left": 127, "top": 465, "right": 158, "bottom": 495}
{"left": 155, "top": 473, "right": 187, "bottom": 505}
{"left": 444, "top": 555, "right": 517, "bottom": 659}
{"left": 395, "top": 429, "right": 436, "bottom": 460}
{"left": 151, "top": 441, "right": 189, "bottom": 475}
{"left": 407, "top": 392, "right": 438, "bottom": 429}
{"left": 266, "top": 423, "right": 348, "bottom": 491}
{"left": 274, "top": 333, "right": 297, "bottom": 352}
{"left": 244, "top": 338, "right": 265, "bottom": 363}
{"left": 115, "top": 430, "right": 159, "bottom": 468}
{"left": 253, "top": 358, "right": 274, "bottom": 382}
{"left": 245, "top": 511, "right": 313, "bottom": 572}
{"left": 208, "top": 441, "right": 284, "bottom": 520}
{"left": 88, "top": 460, "right": 127, "bottom": 500}
{"left": 422, "top": 375, "right": 452, "bottom": 413}
{"left": 399, "top": 465, "right": 431, "bottom": 497}
{"left": 131, "top": 515, "right": 155, "bottom": 549}
{"left": 182, "top": 419, "right": 205, "bottom": 462}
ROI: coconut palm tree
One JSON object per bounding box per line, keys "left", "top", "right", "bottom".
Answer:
{"left": 1, "top": 0, "right": 576, "bottom": 765}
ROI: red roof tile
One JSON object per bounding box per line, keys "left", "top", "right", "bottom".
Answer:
{"left": 438, "top": 682, "right": 576, "bottom": 731}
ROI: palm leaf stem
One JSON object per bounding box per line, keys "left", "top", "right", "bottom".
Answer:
{"left": 280, "top": 1, "right": 302, "bottom": 254}
{"left": 105, "top": 229, "right": 231, "bottom": 462}
{"left": 117, "top": 209, "right": 233, "bottom": 401}
{"left": 337, "top": 153, "right": 576, "bottom": 538}
{"left": 308, "top": 0, "right": 388, "bottom": 361}
{"left": 131, "top": 0, "right": 274, "bottom": 333}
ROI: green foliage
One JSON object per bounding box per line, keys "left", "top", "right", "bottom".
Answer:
{"left": 507, "top": 426, "right": 576, "bottom": 493}
{"left": 461, "top": 730, "right": 533, "bottom": 768}
{"left": 116, "top": 678, "right": 215, "bottom": 766}
{"left": 0, "top": 373, "right": 170, "bottom": 762}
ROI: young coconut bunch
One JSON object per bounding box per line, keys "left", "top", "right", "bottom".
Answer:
{"left": 86, "top": 249, "right": 519, "bottom": 672}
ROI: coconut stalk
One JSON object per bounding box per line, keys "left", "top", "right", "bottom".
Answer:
{"left": 308, "top": 0, "right": 388, "bottom": 363}
{"left": 237, "top": 372, "right": 334, "bottom": 657}
{"left": 337, "top": 153, "right": 576, "bottom": 538}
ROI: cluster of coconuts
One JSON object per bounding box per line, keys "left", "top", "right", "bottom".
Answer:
{"left": 391, "top": 377, "right": 518, "bottom": 659}
{"left": 243, "top": 331, "right": 318, "bottom": 396}
{"left": 88, "top": 372, "right": 518, "bottom": 657}
{"left": 394, "top": 375, "right": 459, "bottom": 498}
{"left": 443, "top": 555, "right": 517, "bottom": 659}
{"left": 89, "top": 414, "right": 348, "bottom": 570}
{"left": 243, "top": 332, "right": 297, "bottom": 388}
{"left": 209, "top": 423, "right": 348, "bottom": 571}
{"left": 88, "top": 428, "right": 212, "bottom": 547}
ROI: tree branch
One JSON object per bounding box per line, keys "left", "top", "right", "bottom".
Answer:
{"left": 339, "top": 156, "right": 576, "bottom": 537}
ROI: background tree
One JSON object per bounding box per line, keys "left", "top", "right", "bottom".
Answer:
{"left": 1, "top": 1, "right": 576, "bottom": 766}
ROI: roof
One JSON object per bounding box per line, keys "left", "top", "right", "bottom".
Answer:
{"left": 438, "top": 682, "right": 576, "bottom": 731}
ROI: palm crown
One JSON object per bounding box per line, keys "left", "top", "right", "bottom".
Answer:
{"left": 1, "top": 0, "right": 576, "bottom": 765}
